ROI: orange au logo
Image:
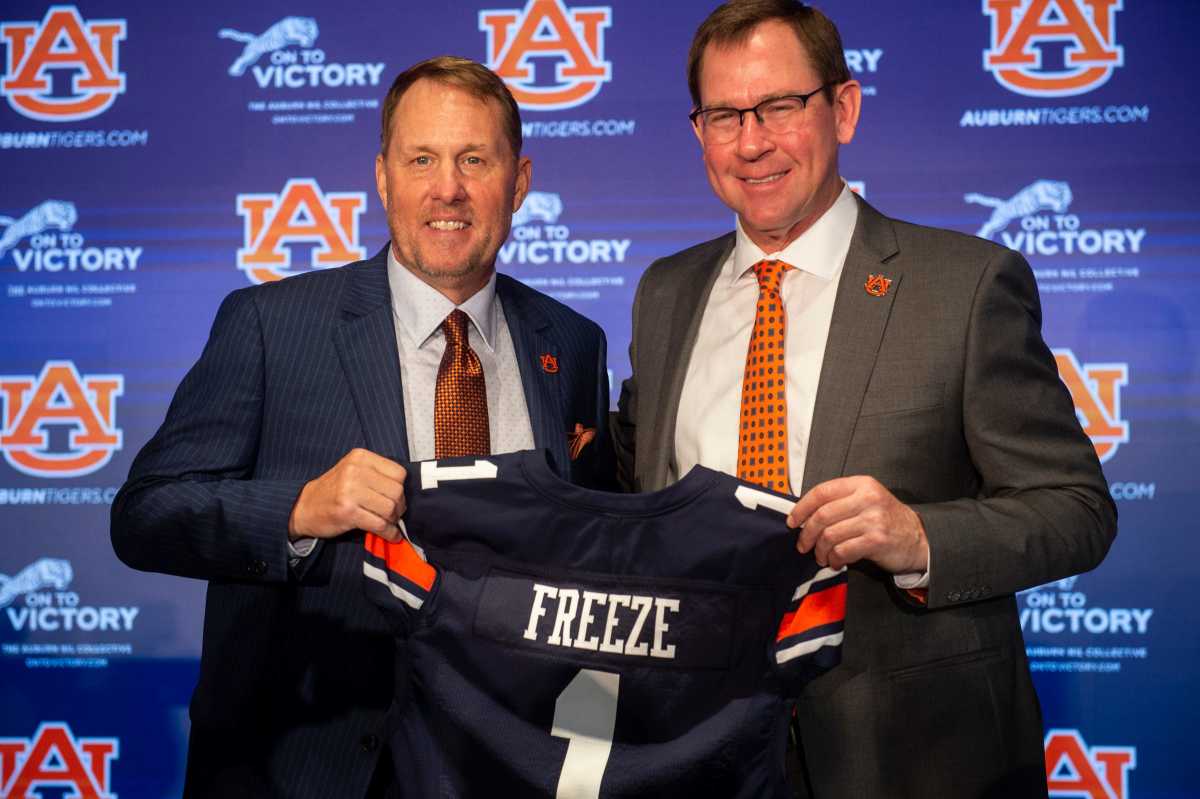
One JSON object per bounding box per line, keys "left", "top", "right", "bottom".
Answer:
{"left": 1053, "top": 348, "right": 1128, "bottom": 464}
{"left": 863, "top": 274, "right": 891, "bottom": 297}
{"left": 1045, "top": 729, "right": 1135, "bottom": 799}
{"left": 0, "top": 360, "right": 122, "bottom": 478}
{"left": 0, "top": 722, "right": 118, "bottom": 799}
{"left": 236, "top": 178, "right": 366, "bottom": 284}
{"left": 0, "top": 6, "right": 126, "bottom": 122}
{"left": 479, "top": 0, "right": 612, "bottom": 110}
{"left": 983, "top": 0, "right": 1123, "bottom": 97}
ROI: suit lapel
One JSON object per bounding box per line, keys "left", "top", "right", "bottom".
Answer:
{"left": 332, "top": 248, "right": 411, "bottom": 463}
{"left": 801, "top": 198, "right": 901, "bottom": 494}
{"left": 498, "top": 276, "right": 570, "bottom": 477}
{"left": 647, "top": 235, "right": 734, "bottom": 489}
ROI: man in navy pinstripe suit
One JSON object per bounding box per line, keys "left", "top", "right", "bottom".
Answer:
{"left": 111, "top": 57, "right": 615, "bottom": 799}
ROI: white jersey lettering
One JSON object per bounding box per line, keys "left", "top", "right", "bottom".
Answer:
{"left": 573, "top": 591, "right": 606, "bottom": 651}
{"left": 524, "top": 583, "right": 681, "bottom": 662}
{"left": 548, "top": 588, "right": 580, "bottom": 646}
{"left": 624, "top": 595, "right": 653, "bottom": 657}
{"left": 525, "top": 583, "right": 558, "bottom": 641}
{"left": 651, "top": 598, "right": 680, "bottom": 659}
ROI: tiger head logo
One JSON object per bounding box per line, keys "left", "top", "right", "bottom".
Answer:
{"left": 0, "top": 558, "right": 74, "bottom": 608}
{"left": 0, "top": 200, "right": 78, "bottom": 259}
{"left": 964, "top": 180, "right": 1073, "bottom": 239}
{"left": 512, "top": 192, "right": 563, "bottom": 227}
{"left": 218, "top": 16, "right": 320, "bottom": 77}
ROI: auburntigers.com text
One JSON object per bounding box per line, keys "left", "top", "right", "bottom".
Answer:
{"left": 523, "top": 119, "right": 636, "bottom": 138}
{"left": 0, "top": 129, "right": 149, "bottom": 149}
{"left": 960, "top": 105, "right": 1149, "bottom": 127}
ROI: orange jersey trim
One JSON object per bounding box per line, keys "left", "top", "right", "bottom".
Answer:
{"left": 776, "top": 582, "right": 847, "bottom": 642}
{"left": 364, "top": 533, "right": 436, "bottom": 592}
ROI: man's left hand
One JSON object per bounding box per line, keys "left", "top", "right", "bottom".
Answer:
{"left": 788, "top": 476, "right": 929, "bottom": 575}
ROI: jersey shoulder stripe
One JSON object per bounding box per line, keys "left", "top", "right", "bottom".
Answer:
{"left": 775, "top": 568, "right": 846, "bottom": 665}
{"left": 363, "top": 532, "right": 437, "bottom": 611}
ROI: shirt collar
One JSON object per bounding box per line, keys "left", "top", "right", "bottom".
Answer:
{"left": 728, "top": 182, "right": 859, "bottom": 286}
{"left": 386, "top": 246, "right": 498, "bottom": 351}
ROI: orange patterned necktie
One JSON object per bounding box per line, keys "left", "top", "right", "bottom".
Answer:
{"left": 434, "top": 309, "right": 490, "bottom": 458}
{"left": 737, "top": 259, "right": 794, "bottom": 493}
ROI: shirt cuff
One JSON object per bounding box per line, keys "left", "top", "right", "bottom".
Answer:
{"left": 893, "top": 570, "right": 929, "bottom": 589}
{"left": 288, "top": 536, "right": 318, "bottom": 559}
{"left": 893, "top": 548, "right": 931, "bottom": 589}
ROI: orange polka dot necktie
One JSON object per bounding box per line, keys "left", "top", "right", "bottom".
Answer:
{"left": 737, "top": 259, "right": 794, "bottom": 493}
{"left": 434, "top": 309, "right": 490, "bottom": 458}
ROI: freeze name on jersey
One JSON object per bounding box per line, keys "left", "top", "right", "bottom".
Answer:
{"left": 476, "top": 569, "right": 737, "bottom": 670}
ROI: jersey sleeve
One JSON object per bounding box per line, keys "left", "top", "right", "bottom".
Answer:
{"left": 362, "top": 456, "right": 507, "bottom": 630}
{"left": 773, "top": 566, "right": 846, "bottom": 681}
{"left": 362, "top": 525, "right": 438, "bottom": 632}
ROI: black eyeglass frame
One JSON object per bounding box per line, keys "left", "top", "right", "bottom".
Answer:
{"left": 688, "top": 83, "right": 833, "bottom": 131}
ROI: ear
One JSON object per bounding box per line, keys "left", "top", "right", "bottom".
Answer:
{"left": 512, "top": 156, "right": 532, "bottom": 213}
{"left": 832, "top": 80, "right": 862, "bottom": 145}
{"left": 374, "top": 152, "right": 388, "bottom": 210}
{"left": 691, "top": 115, "right": 705, "bottom": 149}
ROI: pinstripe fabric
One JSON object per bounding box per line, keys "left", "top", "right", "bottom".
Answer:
{"left": 111, "top": 246, "right": 616, "bottom": 798}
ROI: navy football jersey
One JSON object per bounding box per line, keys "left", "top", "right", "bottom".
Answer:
{"left": 363, "top": 450, "right": 845, "bottom": 798}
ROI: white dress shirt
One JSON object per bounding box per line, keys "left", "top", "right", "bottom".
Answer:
{"left": 386, "top": 249, "right": 534, "bottom": 461}
{"left": 674, "top": 184, "right": 856, "bottom": 490}
{"left": 289, "top": 253, "right": 534, "bottom": 559}
{"left": 673, "top": 185, "right": 928, "bottom": 586}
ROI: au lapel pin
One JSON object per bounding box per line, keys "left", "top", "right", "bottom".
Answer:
{"left": 540, "top": 354, "right": 559, "bottom": 374}
{"left": 864, "top": 274, "right": 892, "bottom": 297}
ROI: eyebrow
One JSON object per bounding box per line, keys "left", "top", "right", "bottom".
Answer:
{"left": 700, "top": 91, "right": 804, "bottom": 110}
{"left": 409, "top": 142, "right": 490, "bottom": 153}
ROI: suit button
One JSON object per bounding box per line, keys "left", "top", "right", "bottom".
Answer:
{"left": 360, "top": 734, "right": 380, "bottom": 753}
{"left": 248, "top": 560, "right": 267, "bottom": 576}
{"left": 947, "top": 591, "right": 961, "bottom": 602}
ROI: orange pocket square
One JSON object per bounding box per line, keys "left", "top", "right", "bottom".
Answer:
{"left": 567, "top": 423, "right": 596, "bottom": 460}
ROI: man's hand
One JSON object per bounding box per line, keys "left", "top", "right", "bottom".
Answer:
{"left": 788, "top": 476, "right": 928, "bottom": 575}
{"left": 288, "top": 448, "right": 407, "bottom": 542}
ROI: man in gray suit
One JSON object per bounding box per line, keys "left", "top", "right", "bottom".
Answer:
{"left": 613, "top": 2, "right": 1116, "bottom": 797}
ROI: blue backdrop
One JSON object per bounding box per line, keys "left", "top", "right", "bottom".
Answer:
{"left": 1, "top": 2, "right": 1196, "bottom": 797}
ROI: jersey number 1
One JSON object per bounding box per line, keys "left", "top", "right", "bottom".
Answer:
{"left": 551, "top": 669, "right": 620, "bottom": 799}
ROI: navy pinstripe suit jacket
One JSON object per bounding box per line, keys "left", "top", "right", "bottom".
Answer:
{"left": 111, "top": 247, "right": 615, "bottom": 798}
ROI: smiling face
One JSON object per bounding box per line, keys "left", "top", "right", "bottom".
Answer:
{"left": 695, "top": 20, "right": 860, "bottom": 252}
{"left": 375, "top": 79, "right": 531, "bottom": 303}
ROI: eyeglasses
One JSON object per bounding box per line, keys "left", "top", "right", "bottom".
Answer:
{"left": 689, "top": 85, "right": 831, "bottom": 144}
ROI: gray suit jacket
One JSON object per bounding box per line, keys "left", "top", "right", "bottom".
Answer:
{"left": 614, "top": 196, "right": 1116, "bottom": 798}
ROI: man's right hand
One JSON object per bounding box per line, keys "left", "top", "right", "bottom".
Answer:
{"left": 288, "top": 448, "right": 408, "bottom": 542}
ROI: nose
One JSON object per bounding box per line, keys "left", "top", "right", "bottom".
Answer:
{"left": 734, "top": 111, "right": 775, "bottom": 160}
{"left": 430, "top": 161, "right": 467, "bottom": 204}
